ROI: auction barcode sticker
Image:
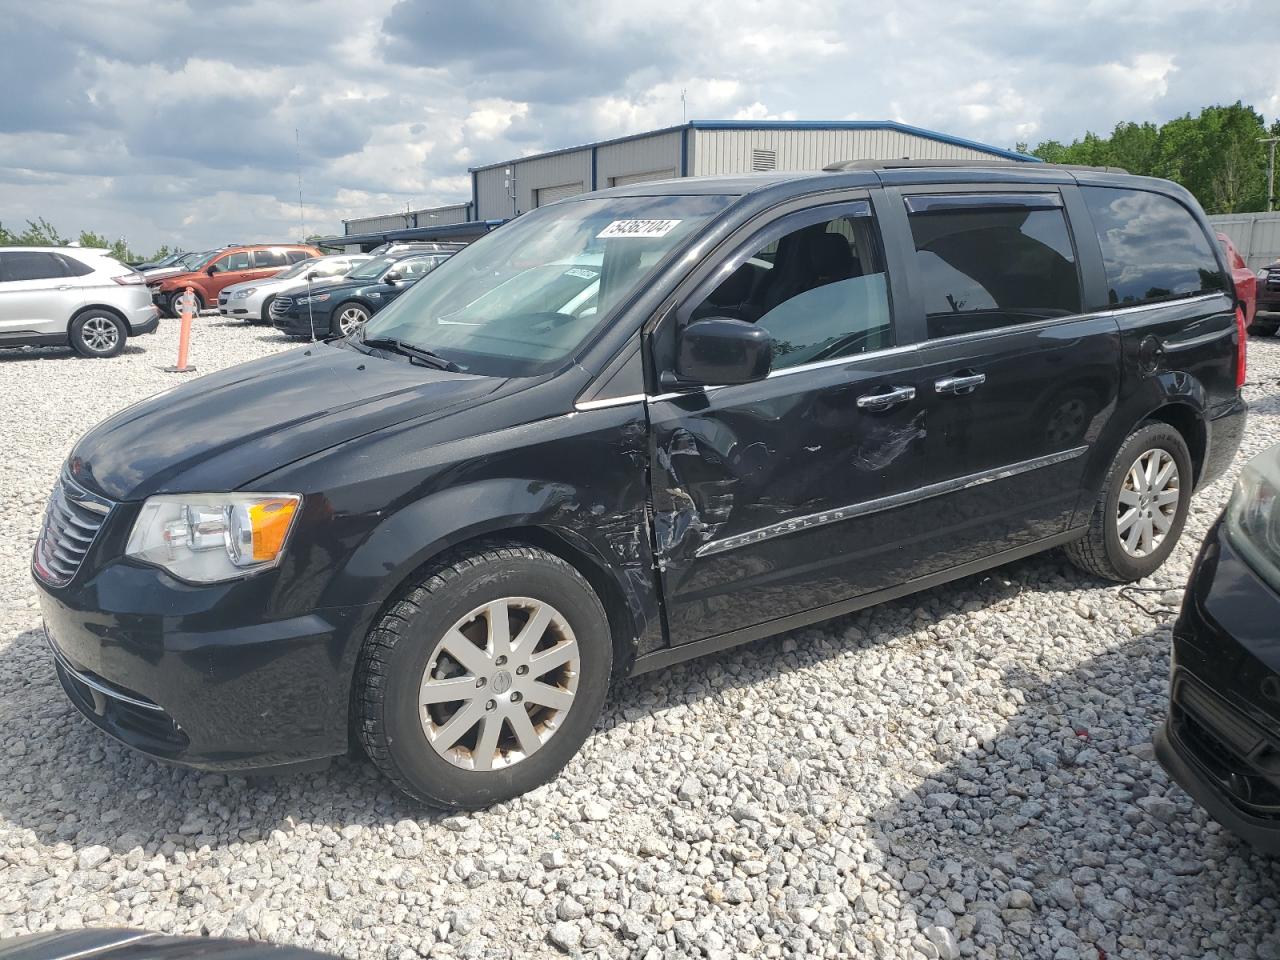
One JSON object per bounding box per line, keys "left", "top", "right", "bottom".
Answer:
{"left": 597, "top": 219, "right": 682, "bottom": 239}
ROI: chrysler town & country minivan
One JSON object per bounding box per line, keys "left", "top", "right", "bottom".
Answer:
{"left": 34, "top": 161, "right": 1247, "bottom": 807}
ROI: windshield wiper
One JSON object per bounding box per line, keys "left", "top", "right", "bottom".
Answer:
{"left": 360, "top": 336, "right": 462, "bottom": 372}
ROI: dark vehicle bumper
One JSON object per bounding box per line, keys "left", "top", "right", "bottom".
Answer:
{"left": 129, "top": 310, "right": 161, "bottom": 336}
{"left": 273, "top": 309, "right": 333, "bottom": 338}
{"left": 1256, "top": 285, "right": 1280, "bottom": 315}
{"left": 35, "top": 564, "right": 375, "bottom": 773}
{"left": 1200, "top": 396, "right": 1247, "bottom": 489}
{"left": 1155, "top": 518, "right": 1280, "bottom": 855}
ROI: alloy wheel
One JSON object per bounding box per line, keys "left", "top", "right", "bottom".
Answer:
{"left": 81, "top": 316, "right": 119, "bottom": 353}
{"left": 1116, "top": 448, "right": 1180, "bottom": 558}
{"left": 337, "top": 306, "right": 369, "bottom": 335}
{"left": 419, "top": 597, "right": 581, "bottom": 771}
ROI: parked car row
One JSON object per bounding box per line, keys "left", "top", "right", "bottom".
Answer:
{"left": 146, "top": 243, "right": 322, "bottom": 318}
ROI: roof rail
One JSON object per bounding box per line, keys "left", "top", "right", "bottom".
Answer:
{"left": 822, "top": 158, "right": 1130, "bottom": 174}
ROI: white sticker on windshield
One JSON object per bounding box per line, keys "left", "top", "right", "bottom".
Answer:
{"left": 563, "top": 268, "right": 599, "bottom": 280}
{"left": 597, "top": 219, "right": 683, "bottom": 239}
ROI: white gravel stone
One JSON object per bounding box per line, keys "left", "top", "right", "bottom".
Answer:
{"left": 1, "top": 322, "right": 1279, "bottom": 958}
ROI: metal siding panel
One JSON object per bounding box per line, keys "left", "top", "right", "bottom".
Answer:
{"left": 597, "top": 130, "right": 683, "bottom": 186}
{"left": 475, "top": 166, "right": 512, "bottom": 221}
{"left": 1209, "top": 212, "right": 1280, "bottom": 270}
{"left": 507, "top": 149, "right": 592, "bottom": 213}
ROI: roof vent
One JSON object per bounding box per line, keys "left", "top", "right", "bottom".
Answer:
{"left": 751, "top": 148, "right": 777, "bottom": 172}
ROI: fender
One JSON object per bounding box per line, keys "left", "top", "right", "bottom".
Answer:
{"left": 253, "top": 399, "right": 665, "bottom": 680}
{"left": 1078, "top": 367, "right": 1209, "bottom": 514}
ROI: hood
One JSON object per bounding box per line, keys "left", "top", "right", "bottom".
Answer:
{"left": 149, "top": 269, "right": 202, "bottom": 289}
{"left": 69, "top": 343, "right": 505, "bottom": 501}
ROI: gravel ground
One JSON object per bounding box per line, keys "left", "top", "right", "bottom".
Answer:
{"left": 1, "top": 317, "right": 1279, "bottom": 960}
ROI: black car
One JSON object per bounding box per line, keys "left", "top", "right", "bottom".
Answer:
{"left": 33, "top": 160, "right": 1248, "bottom": 808}
{"left": 1156, "top": 442, "right": 1280, "bottom": 853}
{"left": 271, "top": 251, "right": 452, "bottom": 338}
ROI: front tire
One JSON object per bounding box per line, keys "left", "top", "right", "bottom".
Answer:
{"left": 258, "top": 296, "right": 275, "bottom": 324}
{"left": 168, "top": 290, "right": 203, "bottom": 318}
{"left": 355, "top": 543, "right": 612, "bottom": 808}
{"left": 1065, "top": 422, "right": 1193, "bottom": 581}
{"left": 334, "top": 302, "right": 371, "bottom": 336}
{"left": 69, "top": 310, "right": 126, "bottom": 358}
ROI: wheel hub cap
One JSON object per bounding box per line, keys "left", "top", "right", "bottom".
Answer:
{"left": 418, "top": 597, "right": 581, "bottom": 771}
{"left": 1117, "top": 448, "right": 1180, "bottom": 558}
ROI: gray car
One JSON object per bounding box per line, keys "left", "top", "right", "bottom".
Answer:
{"left": 0, "top": 246, "right": 159, "bottom": 357}
{"left": 217, "top": 253, "right": 371, "bottom": 323}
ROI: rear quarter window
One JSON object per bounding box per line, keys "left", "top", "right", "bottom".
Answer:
{"left": 1081, "top": 186, "right": 1225, "bottom": 306}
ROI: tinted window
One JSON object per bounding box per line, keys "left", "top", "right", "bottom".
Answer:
{"left": 1082, "top": 186, "right": 1225, "bottom": 306}
{"left": 0, "top": 251, "right": 68, "bottom": 282}
{"left": 907, "top": 199, "right": 1081, "bottom": 339}
{"left": 691, "top": 208, "right": 892, "bottom": 369}
{"left": 56, "top": 254, "right": 95, "bottom": 277}
{"left": 253, "top": 249, "right": 288, "bottom": 268}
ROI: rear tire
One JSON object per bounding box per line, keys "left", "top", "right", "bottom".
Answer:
{"left": 355, "top": 542, "right": 612, "bottom": 808}
{"left": 1065, "top": 422, "right": 1193, "bottom": 581}
{"left": 69, "top": 310, "right": 126, "bottom": 358}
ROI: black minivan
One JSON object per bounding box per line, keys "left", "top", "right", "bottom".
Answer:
{"left": 34, "top": 160, "right": 1248, "bottom": 808}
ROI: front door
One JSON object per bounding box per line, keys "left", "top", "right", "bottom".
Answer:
{"left": 648, "top": 198, "right": 944, "bottom": 646}
{"left": 889, "top": 186, "right": 1122, "bottom": 560}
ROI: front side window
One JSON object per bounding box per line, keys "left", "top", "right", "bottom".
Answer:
{"left": 1083, "top": 186, "right": 1226, "bottom": 306}
{"left": 362, "top": 194, "right": 732, "bottom": 377}
{"left": 907, "top": 196, "right": 1081, "bottom": 339}
{"left": 0, "top": 251, "right": 67, "bottom": 282}
{"left": 689, "top": 207, "right": 893, "bottom": 368}
{"left": 286, "top": 250, "right": 309, "bottom": 263}
{"left": 215, "top": 251, "right": 251, "bottom": 272}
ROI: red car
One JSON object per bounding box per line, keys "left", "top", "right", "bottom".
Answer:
{"left": 1217, "top": 232, "right": 1258, "bottom": 331}
{"left": 148, "top": 244, "right": 322, "bottom": 318}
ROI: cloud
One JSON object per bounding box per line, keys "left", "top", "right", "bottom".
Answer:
{"left": 0, "top": 0, "right": 1277, "bottom": 252}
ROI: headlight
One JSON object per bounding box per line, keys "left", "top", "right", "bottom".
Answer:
{"left": 1259, "top": 269, "right": 1269, "bottom": 280}
{"left": 125, "top": 493, "right": 302, "bottom": 583}
{"left": 232, "top": 287, "right": 256, "bottom": 299}
{"left": 296, "top": 293, "right": 330, "bottom": 305}
{"left": 1225, "top": 445, "right": 1280, "bottom": 592}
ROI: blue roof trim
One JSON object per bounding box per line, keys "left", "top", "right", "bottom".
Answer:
{"left": 688, "top": 120, "right": 1040, "bottom": 162}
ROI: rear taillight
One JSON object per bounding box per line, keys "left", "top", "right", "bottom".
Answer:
{"left": 112, "top": 273, "right": 144, "bottom": 285}
{"left": 1236, "top": 305, "right": 1248, "bottom": 389}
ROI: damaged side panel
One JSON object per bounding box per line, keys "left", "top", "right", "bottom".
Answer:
{"left": 646, "top": 352, "right": 946, "bottom": 647}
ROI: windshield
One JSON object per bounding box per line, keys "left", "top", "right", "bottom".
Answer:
{"left": 276, "top": 258, "right": 319, "bottom": 280}
{"left": 187, "top": 249, "right": 222, "bottom": 271}
{"left": 348, "top": 255, "right": 399, "bottom": 281}
{"left": 362, "top": 195, "right": 731, "bottom": 377}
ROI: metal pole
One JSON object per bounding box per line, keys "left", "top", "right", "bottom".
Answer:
{"left": 1260, "top": 137, "right": 1279, "bottom": 212}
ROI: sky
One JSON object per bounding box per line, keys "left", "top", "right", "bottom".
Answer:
{"left": 1, "top": 0, "right": 1278, "bottom": 254}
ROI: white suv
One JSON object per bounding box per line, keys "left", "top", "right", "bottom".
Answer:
{"left": 0, "top": 247, "right": 159, "bottom": 357}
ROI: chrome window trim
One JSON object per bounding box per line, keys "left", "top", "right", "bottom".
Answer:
{"left": 693, "top": 444, "right": 1090, "bottom": 558}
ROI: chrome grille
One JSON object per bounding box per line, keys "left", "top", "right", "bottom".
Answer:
{"left": 272, "top": 296, "right": 293, "bottom": 315}
{"left": 33, "top": 471, "right": 113, "bottom": 587}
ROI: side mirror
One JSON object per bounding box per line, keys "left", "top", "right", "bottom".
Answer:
{"left": 206, "top": 266, "right": 218, "bottom": 275}
{"left": 306, "top": 271, "right": 322, "bottom": 281}
{"left": 674, "top": 317, "right": 772, "bottom": 386}
{"left": 384, "top": 270, "right": 403, "bottom": 283}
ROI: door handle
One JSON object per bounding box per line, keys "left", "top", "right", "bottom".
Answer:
{"left": 856, "top": 385, "right": 916, "bottom": 411}
{"left": 57, "top": 285, "right": 73, "bottom": 291}
{"left": 934, "top": 372, "right": 986, "bottom": 395}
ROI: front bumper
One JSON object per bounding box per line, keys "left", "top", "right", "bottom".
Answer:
{"left": 218, "top": 292, "right": 263, "bottom": 318}
{"left": 273, "top": 308, "right": 333, "bottom": 337}
{"left": 1257, "top": 285, "right": 1280, "bottom": 316}
{"left": 35, "top": 558, "right": 376, "bottom": 773}
{"left": 1156, "top": 519, "right": 1280, "bottom": 855}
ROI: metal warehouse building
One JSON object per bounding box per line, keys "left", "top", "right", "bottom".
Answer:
{"left": 339, "top": 120, "right": 1032, "bottom": 242}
